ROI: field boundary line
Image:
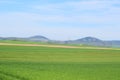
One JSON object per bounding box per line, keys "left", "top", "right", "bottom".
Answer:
{"left": 0, "top": 43, "right": 120, "bottom": 50}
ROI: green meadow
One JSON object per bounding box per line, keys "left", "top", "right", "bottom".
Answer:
{"left": 0, "top": 45, "right": 120, "bottom": 80}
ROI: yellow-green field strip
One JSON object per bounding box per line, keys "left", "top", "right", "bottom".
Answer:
{"left": 0, "top": 43, "right": 120, "bottom": 50}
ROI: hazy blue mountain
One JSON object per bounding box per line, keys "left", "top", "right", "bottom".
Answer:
{"left": 65, "top": 37, "right": 106, "bottom": 46}
{"left": 0, "top": 37, "right": 4, "bottom": 40}
{"left": 27, "top": 35, "right": 50, "bottom": 42}
{"left": 4, "top": 37, "right": 20, "bottom": 40}
{"left": 65, "top": 37, "right": 120, "bottom": 47}
{"left": 0, "top": 35, "right": 50, "bottom": 42}
{"left": 75, "top": 37, "right": 102, "bottom": 42}
{"left": 104, "top": 41, "right": 120, "bottom": 47}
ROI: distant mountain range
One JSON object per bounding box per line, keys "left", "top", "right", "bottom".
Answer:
{"left": 0, "top": 35, "right": 120, "bottom": 47}
{"left": 0, "top": 35, "right": 50, "bottom": 42}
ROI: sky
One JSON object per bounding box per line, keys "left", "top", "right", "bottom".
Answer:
{"left": 0, "top": 0, "right": 120, "bottom": 40}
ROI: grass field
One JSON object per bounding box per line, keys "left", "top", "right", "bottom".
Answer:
{"left": 0, "top": 45, "right": 120, "bottom": 80}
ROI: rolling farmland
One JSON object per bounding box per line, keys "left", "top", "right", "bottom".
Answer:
{"left": 0, "top": 44, "right": 120, "bottom": 80}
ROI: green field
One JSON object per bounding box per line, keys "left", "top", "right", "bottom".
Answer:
{"left": 0, "top": 45, "right": 120, "bottom": 80}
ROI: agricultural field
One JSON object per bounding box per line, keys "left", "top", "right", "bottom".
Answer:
{"left": 0, "top": 44, "right": 120, "bottom": 80}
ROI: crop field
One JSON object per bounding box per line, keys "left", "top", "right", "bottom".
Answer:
{"left": 0, "top": 45, "right": 120, "bottom": 80}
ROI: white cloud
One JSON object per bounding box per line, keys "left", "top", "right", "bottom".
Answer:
{"left": 31, "top": 0, "right": 120, "bottom": 24}
{"left": 0, "top": 0, "right": 120, "bottom": 40}
{"left": 0, "top": 0, "right": 120, "bottom": 26}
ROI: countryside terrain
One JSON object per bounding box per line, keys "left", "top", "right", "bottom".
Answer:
{"left": 0, "top": 40, "right": 120, "bottom": 80}
{"left": 1, "top": 0, "right": 119, "bottom": 80}
{"left": 1, "top": 35, "right": 120, "bottom": 47}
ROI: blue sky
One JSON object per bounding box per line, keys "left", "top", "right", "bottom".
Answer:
{"left": 0, "top": 0, "right": 120, "bottom": 40}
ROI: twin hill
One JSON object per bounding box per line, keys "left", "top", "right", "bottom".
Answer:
{"left": 0, "top": 35, "right": 120, "bottom": 47}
